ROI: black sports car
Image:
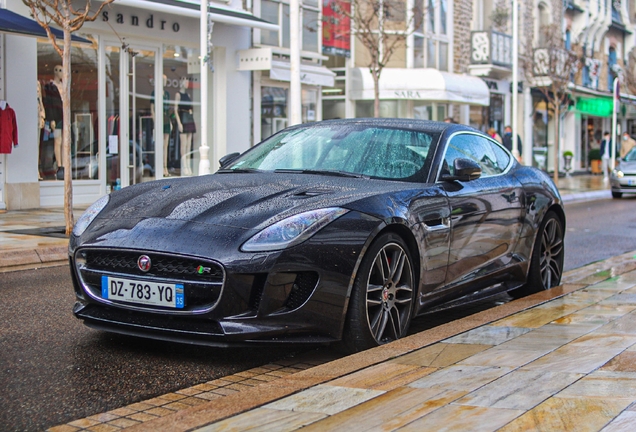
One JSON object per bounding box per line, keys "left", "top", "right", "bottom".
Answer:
{"left": 70, "top": 119, "right": 565, "bottom": 352}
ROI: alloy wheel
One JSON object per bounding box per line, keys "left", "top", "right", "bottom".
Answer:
{"left": 365, "top": 243, "right": 413, "bottom": 344}
{"left": 539, "top": 218, "right": 564, "bottom": 289}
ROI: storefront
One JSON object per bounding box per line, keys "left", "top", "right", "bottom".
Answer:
{"left": 469, "top": 78, "right": 511, "bottom": 135}
{"left": 347, "top": 68, "right": 490, "bottom": 120}
{"left": 1, "top": 2, "right": 276, "bottom": 209}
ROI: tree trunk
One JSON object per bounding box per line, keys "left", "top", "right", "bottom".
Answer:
{"left": 553, "top": 102, "right": 560, "bottom": 184}
{"left": 372, "top": 68, "right": 380, "bottom": 118}
{"left": 62, "top": 29, "right": 74, "bottom": 235}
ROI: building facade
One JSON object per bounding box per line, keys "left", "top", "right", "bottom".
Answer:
{"left": 0, "top": 0, "right": 278, "bottom": 210}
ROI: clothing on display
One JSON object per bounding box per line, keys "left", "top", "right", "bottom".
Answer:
{"left": 151, "top": 90, "right": 172, "bottom": 134}
{"left": 43, "top": 81, "right": 63, "bottom": 129}
{"left": 0, "top": 101, "right": 18, "bottom": 154}
{"left": 178, "top": 91, "right": 196, "bottom": 134}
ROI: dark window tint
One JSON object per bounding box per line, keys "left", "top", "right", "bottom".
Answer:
{"left": 441, "top": 133, "right": 510, "bottom": 178}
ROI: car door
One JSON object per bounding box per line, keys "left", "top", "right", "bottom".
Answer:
{"left": 439, "top": 132, "right": 524, "bottom": 291}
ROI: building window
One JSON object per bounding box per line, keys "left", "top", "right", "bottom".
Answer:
{"left": 411, "top": 0, "right": 450, "bottom": 70}
{"left": 259, "top": 0, "right": 320, "bottom": 53}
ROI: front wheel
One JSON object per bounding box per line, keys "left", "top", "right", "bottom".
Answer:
{"left": 510, "top": 211, "right": 564, "bottom": 299}
{"left": 341, "top": 233, "right": 415, "bottom": 353}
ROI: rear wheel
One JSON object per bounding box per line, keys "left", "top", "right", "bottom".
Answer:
{"left": 510, "top": 211, "right": 564, "bottom": 298}
{"left": 612, "top": 191, "right": 623, "bottom": 199}
{"left": 342, "top": 233, "right": 415, "bottom": 353}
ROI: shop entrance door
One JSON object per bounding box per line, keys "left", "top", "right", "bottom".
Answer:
{"left": 103, "top": 43, "right": 158, "bottom": 190}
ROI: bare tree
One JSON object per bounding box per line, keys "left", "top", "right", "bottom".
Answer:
{"left": 332, "top": 0, "right": 422, "bottom": 117}
{"left": 23, "top": 0, "right": 114, "bottom": 235}
{"left": 523, "top": 23, "right": 581, "bottom": 183}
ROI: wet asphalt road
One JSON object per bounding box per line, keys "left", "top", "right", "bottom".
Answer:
{"left": 2, "top": 197, "right": 636, "bottom": 431}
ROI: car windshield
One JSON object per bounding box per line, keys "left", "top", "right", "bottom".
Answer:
{"left": 625, "top": 147, "right": 636, "bottom": 162}
{"left": 226, "top": 124, "right": 438, "bottom": 180}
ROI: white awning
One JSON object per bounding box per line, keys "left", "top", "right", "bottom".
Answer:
{"left": 270, "top": 60, "right": 336, "bottom": 87}
{"left": 349, "top": 68, "right": 490, "bottom": 106}
{"left": 113, "top": 0, "right": 279, "bottom": 31}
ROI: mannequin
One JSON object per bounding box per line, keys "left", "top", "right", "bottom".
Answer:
{"left": 37, "top": 81, "right": 45, "bottom": 180}
{"left": 151, "top": 74, "right": 171, "bottom": 177}
{"left": 174, "top": 76, "right": 196, "bottom": 176}
{"left": 43, "top": 65, "right": 64, "bottom": 180}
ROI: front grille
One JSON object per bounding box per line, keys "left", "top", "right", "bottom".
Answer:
{"left": 75, "top": 248, "right": 225, "bottom": 314}
{"left": 86, "top": 250, "right": 223, "bottom": 282}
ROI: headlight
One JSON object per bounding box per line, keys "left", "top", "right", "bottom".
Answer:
{"left": 72, "top": 194, "right": 110, "bottom": 237}
{"left": 614, "top": 170, "right": 624, "bottom": 178}
{"left": 241, "top": 207, "right": 349, "bottom": 252}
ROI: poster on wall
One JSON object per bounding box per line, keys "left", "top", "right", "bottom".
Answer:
{"left": 322, "top": 0, "right": 351, "bottom": 58}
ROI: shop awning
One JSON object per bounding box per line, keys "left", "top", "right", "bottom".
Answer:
{"left": 114, "top": 0, "right": 279, "bottom": 32}
{"left": 270, "top": 60, "right": 336, "bottom": 87}
{"left": 0, "top": 8, "right": 90, "bottom": 43}
{"left": 349, "top": 68, "right": 490, "bottom": 106}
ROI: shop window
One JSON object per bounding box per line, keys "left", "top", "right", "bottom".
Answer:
{"left": 37, "top": 37, "right": 98, "bottom": 182}
{"left": 163, "top": 45, "right": 202, "bottom": 177}
{"left": 261, "top": 86, "right": 288, "bottom": 140}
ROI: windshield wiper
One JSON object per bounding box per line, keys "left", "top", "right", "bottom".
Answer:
{"left": 274, "top": 169, "right": 367, "bottom": 179}
{"left": 217, "top": 168, "right": 262, "bottom": 173}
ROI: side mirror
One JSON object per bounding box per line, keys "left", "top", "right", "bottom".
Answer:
{"left": 219, "top": 152, "right": 241, "bottom": 168}
{"left": 441, "top": 158, "right": 482, "bottom": 182}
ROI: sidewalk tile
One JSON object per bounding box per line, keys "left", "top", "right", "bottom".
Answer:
{"left": 454, "top": 370, "right": 582, "bottom": 410}
{"left": 297, "top": 387, "right": 465, "bottom": 431}
{"left": 457, "top": 347, "right": 548, "bottom": 368}
{"left": 393, "top": 343, "right": 491, "bottom": 368}
{"left": 557, "top": 371, "right": 636, "bottom": 399}
{"left": 399, "top": 404, "right": 524, "bottom": 432}
{"left": 498, "top": 397, "right": 631, "bottom": 432}
{"left": 330, "top": 362, "right": 436, "bottom": 391}
{"left": 197, "top": 408, "right": 326, "bottom": 432}
{"left": 264, "top": 384, "right": 384, "bottom": 416}
{"left": 443, "top": 326, "right": 531, "bottom": 345}
{"left": 408, "top": 365, "right": 513, "bottom": 392}
{"left": 600, "top": 411, "right": 636, "bottom": 432}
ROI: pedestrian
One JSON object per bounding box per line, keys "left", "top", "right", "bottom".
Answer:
{"left": 487, "top": 127, "right": 503, "bottom": 144}
{"left": 503, "top": 125, "right": 523, "bottom": 161}
{"left": 620, "top": 132, "right": 636, "bottom": 159}
{"left": 600, "top": 131, "right": 612, "bottom": 179}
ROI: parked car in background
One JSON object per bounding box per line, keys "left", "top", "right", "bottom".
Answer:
{"left": 610, "top": 146, "right": 636, "bottom": 198}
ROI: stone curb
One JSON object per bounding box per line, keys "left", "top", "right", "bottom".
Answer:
{"left": 0, "top": 245, "right": 68, "bottom": 271}
{"left": 560, "top": 190, "right": 611, "bottom": 203}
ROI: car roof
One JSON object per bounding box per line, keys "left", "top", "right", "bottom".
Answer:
{"left": 292, "top": 118, "right": 480, "bottom": 135}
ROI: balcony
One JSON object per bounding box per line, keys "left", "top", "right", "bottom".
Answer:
{"left": 468, "top": 30, "right": 513, "bottom": 79}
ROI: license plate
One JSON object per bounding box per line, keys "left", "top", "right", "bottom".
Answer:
{"left": 628, "top": 179, "right": 636, "bottom": 186}
{"left": 101, "top": 276, "right": 184, "bottom": 308}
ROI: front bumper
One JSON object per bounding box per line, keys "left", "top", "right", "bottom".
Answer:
{"left": 69, "top": 212, "right": 380, "bottom": 345}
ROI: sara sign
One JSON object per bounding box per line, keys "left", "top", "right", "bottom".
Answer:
{"left": 323, "top": 0, "right": 351, "bottom": 58}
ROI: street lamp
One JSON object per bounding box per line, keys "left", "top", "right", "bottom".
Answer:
{"left": 512, "top": 0, "right": 519, "bottom": 161}
{"left": 199, "top": 0, "right": 210, "bottom": 175}
{"left": 290, "top": 0, "right": 301, "bottom": 125}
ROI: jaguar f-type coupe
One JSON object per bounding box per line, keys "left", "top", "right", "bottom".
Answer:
{"left": 70, "top": 119, "right": 565, "bottom": 353}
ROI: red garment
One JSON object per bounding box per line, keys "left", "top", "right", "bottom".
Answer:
{"left": 0, "top": 103, "right": 18, "bottom": 154}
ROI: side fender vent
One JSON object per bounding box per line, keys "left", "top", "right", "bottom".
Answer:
{"left": 284, "top": 272, "right": 319, "bottom": 310}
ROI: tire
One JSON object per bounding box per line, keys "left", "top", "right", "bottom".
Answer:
{"left": 341, "top": 233, "right": 415, "bottom": 353}
{"left": 612, "top": 191, "right": 623, "bottom": 199}
{"left": 510, "top": 211, "right": 564, "bottom": 299}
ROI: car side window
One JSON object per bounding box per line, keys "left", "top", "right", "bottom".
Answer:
{"left": 442, "top": 133, "right": 510, "bottom": 179}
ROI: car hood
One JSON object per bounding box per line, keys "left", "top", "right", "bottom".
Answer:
{"left": 618, "top": 160, "right": 636, "bottom": 174}
{"left": 91, "top": 172, "right": 425, "bottom": 233}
